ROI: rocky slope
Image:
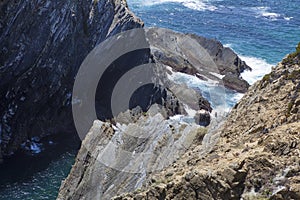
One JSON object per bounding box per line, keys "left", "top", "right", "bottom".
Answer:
{"left": 113, "top": 47, "right": 300, "bottom": 200}
{"left": 57, "top": 109, "right": 208, "bottom": 199}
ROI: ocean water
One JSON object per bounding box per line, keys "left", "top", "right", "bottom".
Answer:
{"left": 0, "top": 134, "right": 80, "bottom": 200}
{"left": 128, "top": 0, "right": 300, "bottom": 81}
{"left": 0, "top": 0, "right": 299, "bottom": 199}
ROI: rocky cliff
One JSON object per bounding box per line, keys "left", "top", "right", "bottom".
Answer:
{"left": 112, "top": 46, "right": 300, "bottom": 200}
{"left": 57, "top": 47, "right": 300, "bottom": 199}
{"left": 0, "top": 0, "right": 250, "bottom": 161}
{"left": 0, "top": 0, "right": 143, "bottom": 159}
{"left": 56, "top": 28, "right": 251, "bottom": 198}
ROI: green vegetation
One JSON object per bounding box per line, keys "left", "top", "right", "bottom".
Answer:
{"left": 261, "top": 71, "right": 276, "bottom": 87}
{"left": 262, "top": 74, "right": 271, "bottom": 82}
{"left": 286, "top": 101, "right": 295, "bottom": 117}
{"left": 288, "top": 102, "right": 293, "bottom": 111}
{"left": 287, "top": 69, "right": 300, "bottom": 80}
{"left": 283, "top": 42, "right": 300, "bottom": 64}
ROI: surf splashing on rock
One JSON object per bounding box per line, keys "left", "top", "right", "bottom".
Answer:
{"left": 240, "top": 55, "right": 274, "bottom": 85}
{"left": 167, "top": 70, "right": 243, "bottom": 112}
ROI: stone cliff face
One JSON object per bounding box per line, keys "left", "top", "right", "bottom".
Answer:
{"left": 113, "top": 47, "right": 300, "bottom": 200}
{"left": 0, "top": 0, "right": 142, "bottom": 158}
{"left": 57, "top": 110, "right": 207, "bottom": 200}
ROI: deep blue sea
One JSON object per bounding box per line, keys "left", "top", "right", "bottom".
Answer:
{"left": 0, "top": 0, "right": 299, "bottom": 199}
{"left": 128, "top": 0, "right": 300, "bottom": 84}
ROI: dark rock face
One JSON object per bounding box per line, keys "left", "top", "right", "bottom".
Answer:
{"left": 0, "top": 0, "right": 143, "bottom": 158}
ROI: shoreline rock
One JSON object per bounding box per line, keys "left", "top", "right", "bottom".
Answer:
{"left": 146, "top": 27, "right": 251, "bottom": 93}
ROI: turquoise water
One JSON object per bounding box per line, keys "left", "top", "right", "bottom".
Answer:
{"left": 0, "top": 153, "right": 75, "bottom": 200}
{"left": 0, "top": 134, "right": 79, "bottom": 200}
{"left": 0, "top": 1, "right": 299, "bottom": 199}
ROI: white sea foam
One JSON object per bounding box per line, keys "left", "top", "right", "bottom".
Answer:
{"left": 223, "top": 43, "right": 232, "bottom": 48}
{"left": 284, "top": 16, "right": 293, "bottom": 21}
{"left": 240, "top": 55, "right": 273, "bottom": 85}
{"left": 30, "top": 142, "right": 42, "bottom": 154}
{"left": 167, "top": 71, "right": 230, "bottom": 111}
{"left": 166, "top": 55, "right": 272, "bottom": 113}
{"left": 132, "top": 0, "right": 217, "bottom": 11}
{"left": 252, "top": 6, "right": 290, "bottom": 21}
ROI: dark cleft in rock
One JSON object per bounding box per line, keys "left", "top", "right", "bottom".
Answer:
{"left": 0, "top": 0, "right": 143, "bottom": 159}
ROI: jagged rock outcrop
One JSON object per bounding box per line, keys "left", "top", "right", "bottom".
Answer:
{"left": 0, "top": 0, "right": 143, "bottom": 158}
{"left": 57, "top": 107, "right": 207, "bottom": 200}
{"left": 146, "top": 27, "right": 251, "bottom": 93}
{"left": 114, "top": 47, "right": 300, "bottom": 200}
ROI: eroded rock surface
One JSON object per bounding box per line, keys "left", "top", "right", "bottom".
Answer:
{"left": 0, "top": 0, "right": 249, "bottom": 160}
{"left": 113, "top": 48, "right": 300, "bottom": 200}
{"left": 57, "top": 109, "right": 207, "bottom": 200}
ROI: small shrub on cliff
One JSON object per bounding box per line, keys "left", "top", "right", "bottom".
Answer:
{"left": 283, "top": 42, "right": 300, "bottom": 65}
{"left": 287, "top": 69, "right": 300, "bottom": 80}
{"left": 296, "top": 42, "right": 300, "bottom": 53}
{"left": 262, "top": 74, "right": 271, "bottom": 82}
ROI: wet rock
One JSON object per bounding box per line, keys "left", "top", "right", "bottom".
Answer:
{"left": 146, "top": 27, "right": 251, "bottom": 93}
{"left": 194, "top": 110, "right": 211, "bottom": 127}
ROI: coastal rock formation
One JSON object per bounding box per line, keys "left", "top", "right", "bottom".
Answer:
{"left": 146, "top": 27, "right": 251, "bottom": 93}
{"left": 57, "top": 110, "right": 207, "bottom": 200}
{"left": 0, "top": 0, "right": 142, "bottom": 158}
{"left": 113, "top": 47, "right": 300, "bottom": 200}
{"left": 56, "top": 31, "right": 255, "bottom": 199}
{"left": 0, "top": 0, "right": 249, "bottom": 160}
